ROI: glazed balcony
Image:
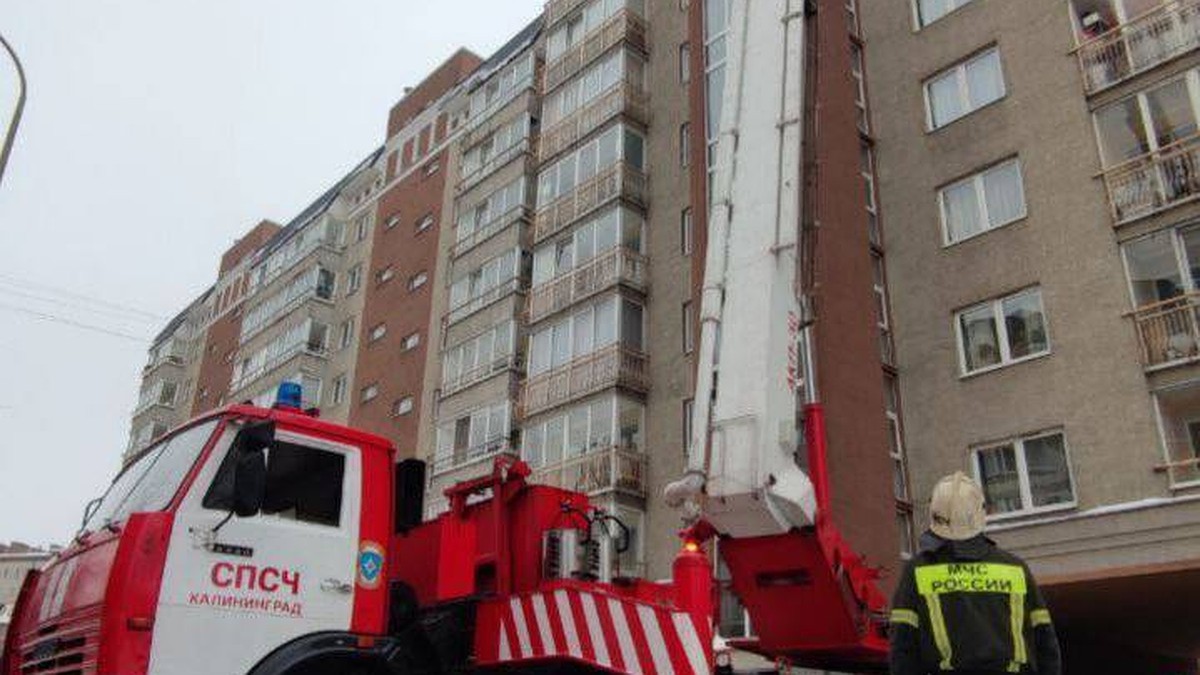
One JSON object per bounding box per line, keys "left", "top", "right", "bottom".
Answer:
{"left": 1129, "top": 292, "right": 1200, "bottom": 369}
{"left": 441, "top": 353, "right": 518, "bottom": 399}
{"left": 447, "top": 277, "right": 524, "bottom": 326}
{"left": 546, "top": 0, "right": 588, "bottom": 29}
{"left": 430, "top": 439, "right": 518, "bottom": 477}
{"left": 532, "top": 446, "right": 647, "bottom": 499}
{"left": 457, "top": 136, "right": 537, "bottom": 196}
{"left": 540, "top": 83, "right": 649, "bottom": 163}
{"left": 1077, "top": 0, "right": 1200, "bottom": 94}
{"left": 527, "top": 247, "right": 647, "bottom": 324}
{"left": 544, "top": 10, "right": 648, "bottom": 93}
{"left": 451, "top": 205, "right": 530, "bottom": 259}
{"left": 520, "top": 344, "right": 648, "bottom": 417}
{"left": 533, "top": 162, "right": 648, "bottom": 244}
{"left": 1102, "top": 134, "right": 1200, "bottom": 223}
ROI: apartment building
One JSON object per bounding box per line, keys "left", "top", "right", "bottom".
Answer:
{"left": 862, "top": 0, "right": 1200, "bottom": 669}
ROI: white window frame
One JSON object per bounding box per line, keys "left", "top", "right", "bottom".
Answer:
{"left": 338, "top": 318, "right": 355, "bottom": 351}
{"left": 971, "top": 429, "right": 1077, "bottom": 521}
{"left": 954, "top": 287, "right": 1051, "bottom": 377}
{"left": 923, "top": 47, "right": 1006, "bottom": 131}
{"left": 393, "top": 396, "right": 415, "bottom": 417}
{"left": 912, "top": 0, "right": 978, "bottom": 29}
{"left": 402, "top": 332, "right": 421, "bottom": 351}
{"left": 416, "top": 213, "right": 435, "bottom": 233}
{"left": 681, "top": 208, "right": 693, "bottom": 256}
{"left": 347, "top": 264, "right": 363, "bottom": 296}
{"left": 938, "top": 158, "right": 1027, "bottom": 246}
{"left": 408, "top": 271, "right": 429, "bottom": 292}
{"left": 331, "top": 374, "right": 347, "bottom": 405}
{"left": 361, "top": 384, "right": 379, "bottom": 403}
{"left": 369, "top": 323, "right": 387, "bottom": 343}
{"left": 1091, "top": 70, "right": 1200, "bottom": 170}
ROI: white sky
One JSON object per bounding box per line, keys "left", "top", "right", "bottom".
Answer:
{"left": 0, "top": 0, "right": 543, "bottom": 547}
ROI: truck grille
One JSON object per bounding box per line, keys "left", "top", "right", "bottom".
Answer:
{"left": 17, "top": 607, "right": 100, "bottom": 675}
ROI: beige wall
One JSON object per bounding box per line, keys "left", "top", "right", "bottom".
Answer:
{"left": 860, "top": 0, "right": 1200, "bottom": 573}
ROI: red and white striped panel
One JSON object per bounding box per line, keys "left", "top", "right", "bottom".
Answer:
{"left": 476, "top": 588, "right": 711, "bottom": 675}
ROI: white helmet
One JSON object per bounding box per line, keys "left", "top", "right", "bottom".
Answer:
{"left": 929, "top": 472, "right": 986, "bottom": 541}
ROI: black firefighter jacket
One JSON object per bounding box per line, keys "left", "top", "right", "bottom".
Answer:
{"left": 889, "top": 532, "right": 1062, "bottom": 675}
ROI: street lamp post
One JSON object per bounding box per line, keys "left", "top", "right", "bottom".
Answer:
{"left": 0, "top": 32, "right": 27, "bottom": 189}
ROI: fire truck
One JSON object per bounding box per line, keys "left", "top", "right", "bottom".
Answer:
{"left": 2, "top": 1, "right": 894, "bottom": 673}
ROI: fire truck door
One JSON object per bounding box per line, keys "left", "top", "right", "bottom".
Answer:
{"left": 148, "top": 427, "right": 363, "bottom": 675}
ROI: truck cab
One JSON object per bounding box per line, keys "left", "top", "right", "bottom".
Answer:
{"left": 1, "top": 398, "right": 395, "bottom": 675}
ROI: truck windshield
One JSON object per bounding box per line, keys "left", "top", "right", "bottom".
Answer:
{"left": 81, "top": 419, "right": 220, "bottom": 534}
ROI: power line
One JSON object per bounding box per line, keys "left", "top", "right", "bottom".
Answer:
{"left": 0, "top": 286, "right": 163, "bottom": 325}
{"left": 0, "top": 302, "right": 150, "bottom": 343}
{"left": 0, "top": 273, "right": 169, "bottom": 322}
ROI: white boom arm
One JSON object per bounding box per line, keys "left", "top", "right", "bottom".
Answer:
{"left": 664, "top": 0, "right": 815, "bottom": 537}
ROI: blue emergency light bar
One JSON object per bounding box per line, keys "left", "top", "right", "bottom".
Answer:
{"left": 276, "top": 381, "right": 303, "bottom": 410}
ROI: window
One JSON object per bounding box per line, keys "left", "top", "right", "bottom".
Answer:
{"left": 683, "top": 301, "right": 695, "bottom": 353}
{"left": 369, "top": 323, "right": 387, "bottom": 343}
{"left": 974, "top": 431, "right": 1075, "bottom": 517}
{"left": 546, "top": 0, "right": 646, "bottom": 63}
{"left": 377, "top": 266, "right": 395, "bottom": 284}
{"left": 924, "top": 48, "right": 1005, "bottom": 130}
{"left": 680, "top": 43, "right": 691, "bottom": 84}
{"left": 435, "top": 402, "right": 512, "bottom": 470}
{"left": 939, "top": 159, "right": 1026, "bottom": 245}
{"left": 361, "top": 384, "right": 379, "bottom": 402}
{"left": 521, "top": 395, "right": 644, "bottom": 468}
{"left": 456, "top": 177, "right": 526, "bottom": 249}
{"left": 338, "top": 318, "right": 356, "bottom": 351}
{"left": 416, "top": 214, "right": 435, "bottom": 233}
{"left": 536, "top": 125, "right": 646, "bottom": 207}
{"left": 527, "top": 297, "right": 643, "bottom": 376}
{"left": 1123, "top": 227, "right": 1198, "bottom": 307}
{"left": 683, "top": 398, "right": 695, "bottom": 455}
{"left": 681, "top": 208, "right": 693, "bottom": 255}
{"left": 531, "top": 207, "right": 643, "bottom": 285}
{"left": 408, "top": 271, "right": 429, "bottom": 291}
{"left": 204, "top": 436, "right": 345, "bottom": 527}
{"left": 915, "top": 0, "right": 977, "bottom": 27}
{"left": 850, "top": 44, "right": 869, "bottom": 134}
{"left": 448, "top": 249, "right": 522, "bottom": 320}
{"left": 386, "top": 214, "right": 400, "bottom": 230}
{"left": 1094, "top": 74, "right": 1198, "bottom": 168}
{"left": 443, "top": 321, "right": 515, "bottom": 390}
{"left": 680, "top": 122, "right": 691, "bottom": 167}
{"left": 884, "top": 374, "right": 908, "bottom": 502}
{"left": 956, "top": 288, "right": 1050, "bottom": 375}
{"left": 355, "top": 215, "right": 370, "bottom": 242}
{"left": 332, "top": 374, "right": 347, "bottom": 405}
{"left": 347, "top": 265, "right": 363, "bottom": 296}
{"left": 393, "top": 397, "right": 414, "bottom": 416}
{"left": 402, "top": 332, "right": 421, "bottom": 351}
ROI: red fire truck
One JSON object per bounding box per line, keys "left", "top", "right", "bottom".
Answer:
{"left": 3, "top": 1, "right": 895, "bottom": 672}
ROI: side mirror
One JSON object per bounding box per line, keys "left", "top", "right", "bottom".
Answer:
{"left": 231, "top": 421, "right": 273, "bottom": 518}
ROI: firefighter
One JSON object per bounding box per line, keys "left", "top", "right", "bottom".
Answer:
{"left": 889, "top": 472, "right": 1062, "bottom": 675}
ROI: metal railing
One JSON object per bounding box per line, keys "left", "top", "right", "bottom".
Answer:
{"left": 544, "top": 10, "right": 648, "bottom": 93}
{"left": 540, "top": 83, "right": 648, "bottom": 162}
{"left": 533, "top": 162, "right": 648, "bottom": 244}
{"left": 1129, "top": 292, "right": 1200, "bottom": 368}
{"left": 520, "top": 344, "right": 649, "bottom": 417}
{"left": 446, "top": 277, "right": 524, "bottom": 326}
{"left": 1077, "top": 0, "right": 1200, "bottom": 94}
{"left": 527, "top": 247, "right": 647, "bottom": 324}
{"left": 451, "top": 205, "right": 530, "bottom": 259}
{"left": 1102, "top": 134, "right": 1200, "bottom": 223}
{"left": 532, "top": 445, "right": 647, "bottom": 498}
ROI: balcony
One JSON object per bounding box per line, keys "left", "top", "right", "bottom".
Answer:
{"left": 447, "top": 278, "right": 524, "bottom": 326}
{"left": 546, "top": 0, "right": 587, "bottom": 28}
{"left": 540, "top": 83, "right": 649, "bottom": 163}
{"left": 430, "top": 439, "right": 518, "bottom": 477}
{"left": 544, "top": 10, "right": 648, "bottom": 93}
{"left": 1129, "top": 292, "right": 1200, "bottom": 368}
{"left": 451, "top": 206, "right": 530, "bottom": 260}
{"left": 527, "top": 247, "right": 647, "bottom": 324}
{"left": 532, "top": 446, "right": 647, "bottom": 499}
{"left": 230, "top": 340, "right": 328, "bottom": 394}
{"left": 457, "top": 137, "right": 537, "bottom": 196}
{"left": 534, "top": 163, "right": 648, "bottom": 244}
{"left": 1077, "top": 0, "right": 1200, "bottom": 95}
{"left": 520, "top": 344, "right": 648, "bottom": 417}
{"left": 1102, "top": 134, "right": 1200, "bottom": 223}
{"left": 441, "top": 354, "right": 518, "bottom": 399}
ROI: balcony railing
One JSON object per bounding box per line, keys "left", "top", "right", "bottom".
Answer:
{"left": 540, "top": 83, "right": 648, "bottom": 162}
{"left": 441, "top": 354, "right": 517, "bottom": 399}
{"left": 527, "top": 247, "right": 647, "bottom": 324}
{"left": 451, "top": 206, "right": 530, "bottom": 259}
{"left": 457, "top": 137, "right": 537, "bottom": 196}
{"left": 533, "top": 162, "right": 648, "bottom": 244}
{"left": 521, "top": 344, "right": 648, "bottom": 417}
{"left": 431, "top": 439, "right": 518, "bottom": 477}
{"left": 532, "top": 446, "right": 647, "bottom": 498}
{"left": 143, "top": 352, "right": 185, "bottom": 375}
{"left": 230, "top": 341, "right": 328, "bottom": 393}
{"left": 544, "top": 10, "right": 648, "bottom": 93}
{"left": 1129, "top": 292, "right": 1200, "bottom": 368}
{"left": 546, "top": 0, "right": 588, "bottom": 28}
{"left": 447, "top": 277, "right": 524, "bottom": 326}
{"left": 1077, "top": 0, "right": 1200, "bottom": 94}
{"left": 1102, "top": 134, "right": 1200, "bottom": 223}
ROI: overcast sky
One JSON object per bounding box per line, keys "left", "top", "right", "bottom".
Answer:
{"left": 0, "top": 0, "right": 543, "bottom": 547}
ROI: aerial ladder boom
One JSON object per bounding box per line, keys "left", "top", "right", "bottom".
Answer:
{"left": 665, "top": 0, "right": 890, "bottom": 669}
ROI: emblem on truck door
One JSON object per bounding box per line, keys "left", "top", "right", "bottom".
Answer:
{"left": 357, "top": 542, "right": 384, "bottom": 590}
